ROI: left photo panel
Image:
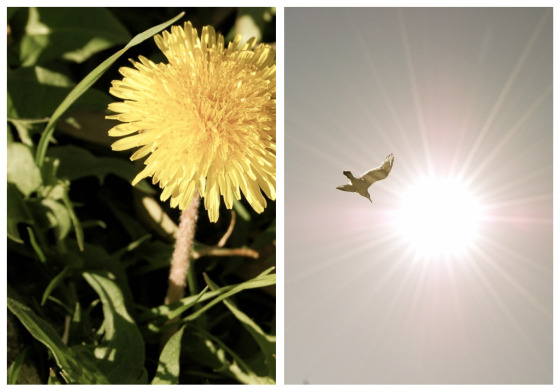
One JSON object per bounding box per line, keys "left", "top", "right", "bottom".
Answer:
{"left": 7, "top": 7, "right": 276, "bottom": 384}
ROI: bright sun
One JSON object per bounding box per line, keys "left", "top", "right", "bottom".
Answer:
{"left": 395, "top": 177, "right": 482, "bottom": 259}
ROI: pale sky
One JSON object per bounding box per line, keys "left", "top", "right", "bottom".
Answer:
{"left": 285, "top": 8, "right": 552, "bottom": 384}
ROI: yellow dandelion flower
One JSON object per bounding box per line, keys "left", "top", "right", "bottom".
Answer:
{"left": 106, "top": 21, "right": 276, "bottom": 222}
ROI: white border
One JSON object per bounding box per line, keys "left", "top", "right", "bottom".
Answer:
{"left": 3, "top": 1, "right": 558, "bottom": 390}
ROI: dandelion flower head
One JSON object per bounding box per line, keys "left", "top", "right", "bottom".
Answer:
{"left": 107, "top": 21, "right": 276, "bottom": 222}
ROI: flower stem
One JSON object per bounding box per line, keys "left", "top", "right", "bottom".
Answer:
{"left": 162, "top": 194, "right": 200, "bottom": 343}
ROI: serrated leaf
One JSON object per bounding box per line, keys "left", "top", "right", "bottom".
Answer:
{"left": 18, "top": 7, "right": 131, "bottom": 66}
{"left": 152, "top": 326, "right": 185, "bottom": 385}
{"left": 7, "top": 142, "right": 42, "bottom": 196}
{"left": 7, "top": 286, "right": 110, "bottom": 384}
{"left": 83, "top": 271, "right": 146, "bottom": 384}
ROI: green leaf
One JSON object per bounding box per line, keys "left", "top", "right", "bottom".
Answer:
{"left": 226, "top": 7, "right": 276, "bottom": 43}
{"left": 48, "top": 145, "right": 149, "bottom": 188}
{"left": 190, "top": 327, "right": 270, "bottom": 384}
{"left": 7, "top": 346, "right": 29, "bottom": 384}
{"left": 131, "top": 241, "right": 174, "bottom": 275}
{"left": 18, "top": 7, "right": 131, "bottom": 66}
{"left": 251, "top": 218, "right": 276, "bottom": 249}
{"left": 56, "top": 110, "right": 115, "bottom": 147}
{"left": 205, "top": 275, "right": 276, "bottom": 381}
{"left": 7, "top": 117, "right": 46, "bottom": 147}
{"left": 7, "top": 286, "right": 110, "bottom": 384}
{"left": 184, "top": 270, "right": 275, "bottom": 323}
{"left": 36, "top": 156, "right": 86, "bottom": 249}
{"left": 35, "top": 11, "right": 185, "bottom": 167}
{"left": 42, "top": 266, "right": 71, "bottom": 305}
{"left": 83, "top": 271, "right": 146, "bottom": 384}
{"left": 7, "top": 6, "right": 20, "bottom": 22}
{"left": 40, "top": 198, "right": 72, "bottom": 242}
{"left": 7, "top": 183, "right": 31, "bottom": 243}
{"left": 143, "top": 268, "right": 275, "bottom": 324}
{"left": 104, "top": 200, "right": 152, "bottom": 241}
{"left": 143, "top": 287, "right": 208, "bottom": 334}
{"left": 233, "top": 198, "right": 251, "bottom": 221}
{"left": 27, "top": 226, "right": 47, "bottom": 263}
{"left": 48, "top": 368, "right": 62, "bottom": 384}
{"left": 60, "top": 189, "right": 84, "bottom": 251}
{"left": 38, "top": 156, "right": 66, "bottom": 201}
{"left": 152, "top": 326, "right": 185, "bottom": 385}
{"left": 7, "top": 142, "right": 42, "bottom": 196}
{"left": 7, "top": 66, "right": 112, "bottom": 120}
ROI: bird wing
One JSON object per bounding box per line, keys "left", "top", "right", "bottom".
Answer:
{"left": 336, "top": 184, "right": 355, "bottom": 192}
{"left": 360, "top": 153, "right": 394, "bottom": 186}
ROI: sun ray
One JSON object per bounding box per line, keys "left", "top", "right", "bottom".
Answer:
{"left": 482, "top": 193, "right": 552, "bottom": 210}
{"left": 475, "top": 165, "right": 550, "bottom": 203}
{"left": 345, "top": 9, "right": 423, "bottom": 165}
{"left": 286, "top": 125, "right": 348, "bottom": 169}
{"left": 286, "top": 223, "right": 400, "bottom": 286}
{"left": 334, "top": 244, "right": 423, "bottom": 352}
{"left": 458, "top": 10, "right": 551, "bottom": 181}
{"left": 397, "top": 9, "right": 435, "bottom": 177}
{"left": 468, "top": 246, "right": 550, "bottom": 362}
{"left": 475, "top": 236, "right": 552, "bottom": 319}
{"left": 464, "top": 84, "right": 552, "bottom": 189}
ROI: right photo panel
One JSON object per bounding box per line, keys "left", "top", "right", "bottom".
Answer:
{"left": 285, "top": 7, "right": 552, "bottom": 384}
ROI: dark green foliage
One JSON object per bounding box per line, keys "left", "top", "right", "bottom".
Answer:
{"left": 7, "top": 7, "right": 276, "bottom": 384}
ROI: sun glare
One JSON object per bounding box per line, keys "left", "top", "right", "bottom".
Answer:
{"left": 395, "top": 177, "right": 481, "bottom": 259}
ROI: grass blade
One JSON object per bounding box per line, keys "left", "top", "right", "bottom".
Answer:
{"left": 7, "top": 347, "right": 29, "bottom": 384}
{"left": 7, "top": 286, "right": 110, "bottom": 383}
{"left": 35, "top": 11, "right": 185, "bottom": 167}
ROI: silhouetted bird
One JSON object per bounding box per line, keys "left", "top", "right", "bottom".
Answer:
{"left": 336, "top": 153, "right": 394, "bottom": 202}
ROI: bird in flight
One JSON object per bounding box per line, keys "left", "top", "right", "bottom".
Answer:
{"left": 336, "top": 153, "right": 394, "bottom": 202}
